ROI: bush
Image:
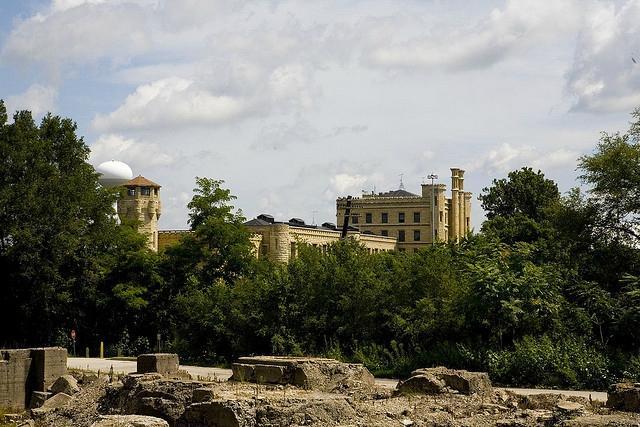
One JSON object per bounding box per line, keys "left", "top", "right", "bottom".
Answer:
{"left": 486, "top": 335, "right": 611, "bottom": 389}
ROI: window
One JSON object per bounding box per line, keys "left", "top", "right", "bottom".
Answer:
{"left": 352, "top": 215, "right": 359, "bottom": 224}
{"left": 398, "top": 212, "right": 405, "bottom": 223}
{"left": 413, "top": 212, "right": 420, "bottom": 223}
{"left": 127, "top": 188, "right": 136, "bottom": 196}
{"left": 440, "top": 211, "right": 443, "bottom": 222}
{"left": 141, "top": 187, "right": 151, "bottom": 196}
{"left": 381, "top": 212, "right": 388, "bottom": 223}
{"left": 414, "top": 230, "right": 420, "bottom": 241}
{"left": 365, "top": 213, "right": 372, "bottom": 224}
{"left": 381, "top": 230, "right": 388, "bottom": 237}
{"left": 398, "top": 230, "right": 405, "bottom": 242}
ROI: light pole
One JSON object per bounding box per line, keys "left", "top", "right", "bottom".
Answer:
{"left": 427, "top": 174, "right": 438, "bottom": 245}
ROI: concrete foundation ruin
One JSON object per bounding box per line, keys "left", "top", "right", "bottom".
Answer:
{"left": 231, "top": 356, "right": 375, "bottom": 393}
{"left": 137, "top": 354, "right": 179, "bottom": 376}
{"left": 0, "top": 347, "right": 67, "bottom": 410}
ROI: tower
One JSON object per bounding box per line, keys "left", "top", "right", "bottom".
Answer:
{"left": 117, "top": 175, "right": 162, "bottom": 251}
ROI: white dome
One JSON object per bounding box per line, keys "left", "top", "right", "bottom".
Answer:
{"left": 96, "top": 160, "right": 133, "bottom": 187}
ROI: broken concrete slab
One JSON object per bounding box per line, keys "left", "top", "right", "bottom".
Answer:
{"left": 397, "top": 367, "right": 492, "bottom": 396}
{"left": 231, "top": 356, "right": 375, "bottom": 393}
{"left": 31, "top": 391, "right": 73, "bottom": 418}
{"left": 91, "top": 415, "right": 169, "bottom": 427}
{"left": 50, "top": 374, "right": 80, "bottom": 395}
{"left": 137, "top": 353, "right": 179, "bottom": 375}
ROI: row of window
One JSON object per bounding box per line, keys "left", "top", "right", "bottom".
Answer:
{"left": 377, "top": 229, "right": 423, "bottom": 242}
{"left": 127, "top": 187, "right": 158, "bottom": 196}
{"left": 351, "top": 211, "right": 424, "bottom": 224}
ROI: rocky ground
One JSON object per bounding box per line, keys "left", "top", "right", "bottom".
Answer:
{"left": 4, "top": 365, "right": 640, "bottom": 426}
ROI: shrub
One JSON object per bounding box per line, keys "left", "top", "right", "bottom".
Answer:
{"left": 486, "top": 335, "right": 611, "bottom": 389}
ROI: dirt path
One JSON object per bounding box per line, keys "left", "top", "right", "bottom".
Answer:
{"left": 68, "top": 357, "right": 609, "bottom": 401}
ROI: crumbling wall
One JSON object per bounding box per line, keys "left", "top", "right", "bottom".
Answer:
{"left": 0, "top": 347, "right": 67, "bottom": 410}
{"left": 0, "top": 349, "right": 32, "bottom": 410}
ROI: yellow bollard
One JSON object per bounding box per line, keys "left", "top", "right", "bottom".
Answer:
{"left": 100, "top": 341, "right": 104, "bottom": 359}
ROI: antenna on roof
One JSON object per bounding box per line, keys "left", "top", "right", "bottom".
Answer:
{"left": 311, "top": 210, "right": 318, "bottom": 225}
{"left": 399, "top": 173, "right": 405, "bottom": 190}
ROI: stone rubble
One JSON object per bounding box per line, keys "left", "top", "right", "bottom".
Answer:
{"left": 3, "top": 356, "right": 640, "bottom": 426}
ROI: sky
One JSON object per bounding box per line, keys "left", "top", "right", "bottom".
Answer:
{"left": 1, "top": 0, "right": 640, "bottom": 230}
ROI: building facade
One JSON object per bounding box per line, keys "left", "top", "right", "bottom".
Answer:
{"left": 244, "top": 214, "right": 397, "bottom": 263}
{"left": 117, "top": 175, "right": 162, "bottom": 251}
{"left": 336, "top": 168, "right": 471, "bottom": 251}
{"left": 157, "top": 214, "right": 396, "bottom": 262}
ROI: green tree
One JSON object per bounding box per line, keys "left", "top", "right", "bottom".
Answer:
{"left": 579, "top": 109, "right": 640, "bottom": 244}
{"left": 0, "top": 103, "right": 124, "bottom": 346}
{"left": 166, "top": 177, "right": 256, "bottom": 360}
{"left": 479, "top": 167, "right": 560, "bottom": 244}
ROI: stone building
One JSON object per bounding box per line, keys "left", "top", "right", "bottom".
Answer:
{"left": 336, "top": 168, "right": 472, "bottom": 251}
{"left": 117, "top": 175, "right": 162, "bottom": 251}
{"left": 244, "top": 214, "right": 397, "bottom": 263}
{"left": 158, "top": 215, "right": 396, "bottom": 262}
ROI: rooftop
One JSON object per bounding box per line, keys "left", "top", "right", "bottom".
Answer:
{"left": 123, "top": 175, "right": 161, "bottom": 188}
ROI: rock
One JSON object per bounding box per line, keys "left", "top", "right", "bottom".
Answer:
{"left": 397, "top": 374, "right": 446, "bottom": 394}
{"left": 561, "top": 414, "right": 640, "bottom": 426}
{"left": 608, "top": 382, "right": 640, "bottom": 412}
{"left": 91, "top": 414, "right": 169, "bottom": 427}
{"left": 100, "top": 373, "right": 214, "bottom": 424}
{"left": 41, "top": 391, "right": 72, "bottom": 409}
{"left": 29, "top": 391, "right": 51, "bottom": 408}
{"left": 231, "top": 356, "right": 375, "bottom": 393}
{"left": 397, "top": 367, "right": 492, "bottom": 396}
{"left": 31, "top": 392, "right": 72, "bottom": 417}
{"left": 192, "top": 387, "right": 216, "bottom": 403}
{"left": 137, "top": 354, "right": 179, "bottom": 375}
{"left": 182, "top": 400, "right": 255, "bottom": 427}
{"left": 401, "top": 419, "right": 414, "bottom": 426}
{"left": 50, "top": 374, "right": 80, "bottom": 395}
{"left": 556, "top": 400, "right": 585, "bottom": 415}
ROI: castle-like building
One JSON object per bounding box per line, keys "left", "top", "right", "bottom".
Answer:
{"left": 336, "top": 168, "right": 472, "bottom": 251}
{"left": 116, "top": 175, "right": 162, "bottom": 251}
{"left": 104, "top": 165, "right": 471, "bottom": 257}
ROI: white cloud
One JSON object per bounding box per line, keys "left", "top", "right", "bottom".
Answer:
{"left": 89, "top": 133, "right": 174, "bottom": 167}
{"left": 469, "top": 143, "right": 579, "bottom": 174}
{"left": 2, "top": 1, "right": 154, "bottom": 67}
{"left": 6, "top": 84, "right": 57, "bottom": 117}
{"left": 365, "top": 0, "right": 582, "bottom": 71}
{"left": 92, "top": 77, "right": 251, "bottom": 131}
{"left": 329, "top": 173, "right": 369, "bottom": 194}
{"left": 567, "top": 0, "right": 640, "bottom": 112}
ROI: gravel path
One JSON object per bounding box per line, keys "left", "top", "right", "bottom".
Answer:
{"left": 68, "top": 357, "right": 608, "bottom": 401}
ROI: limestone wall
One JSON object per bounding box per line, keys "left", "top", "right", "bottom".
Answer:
{"left": 0, "top": 347, "right": 66, "bottom": 411}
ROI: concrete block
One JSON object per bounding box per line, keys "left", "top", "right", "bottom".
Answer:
{"left": 137, "top": 353, "right": 179, "bottom": 375}
{"left": 50, "top": 374, "right": 79, "bottom": 395}
{"left": 230, "top": 364, "right": 254, "bottom": 382}
{"left": 254, "top": 364, "right": 285, "bottom": 384}
{"left": 607, "top": 382, "right": 640, "bottom": 412}
{"left": 30, "top": 347, "right": 67, "bottom": 392}
{"left": 0, "top": 349, "right": 32, "bottom": 410}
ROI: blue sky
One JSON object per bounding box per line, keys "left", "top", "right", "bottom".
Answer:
{"left": 1, "top": 0, "right": 639, "bottom": 229}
